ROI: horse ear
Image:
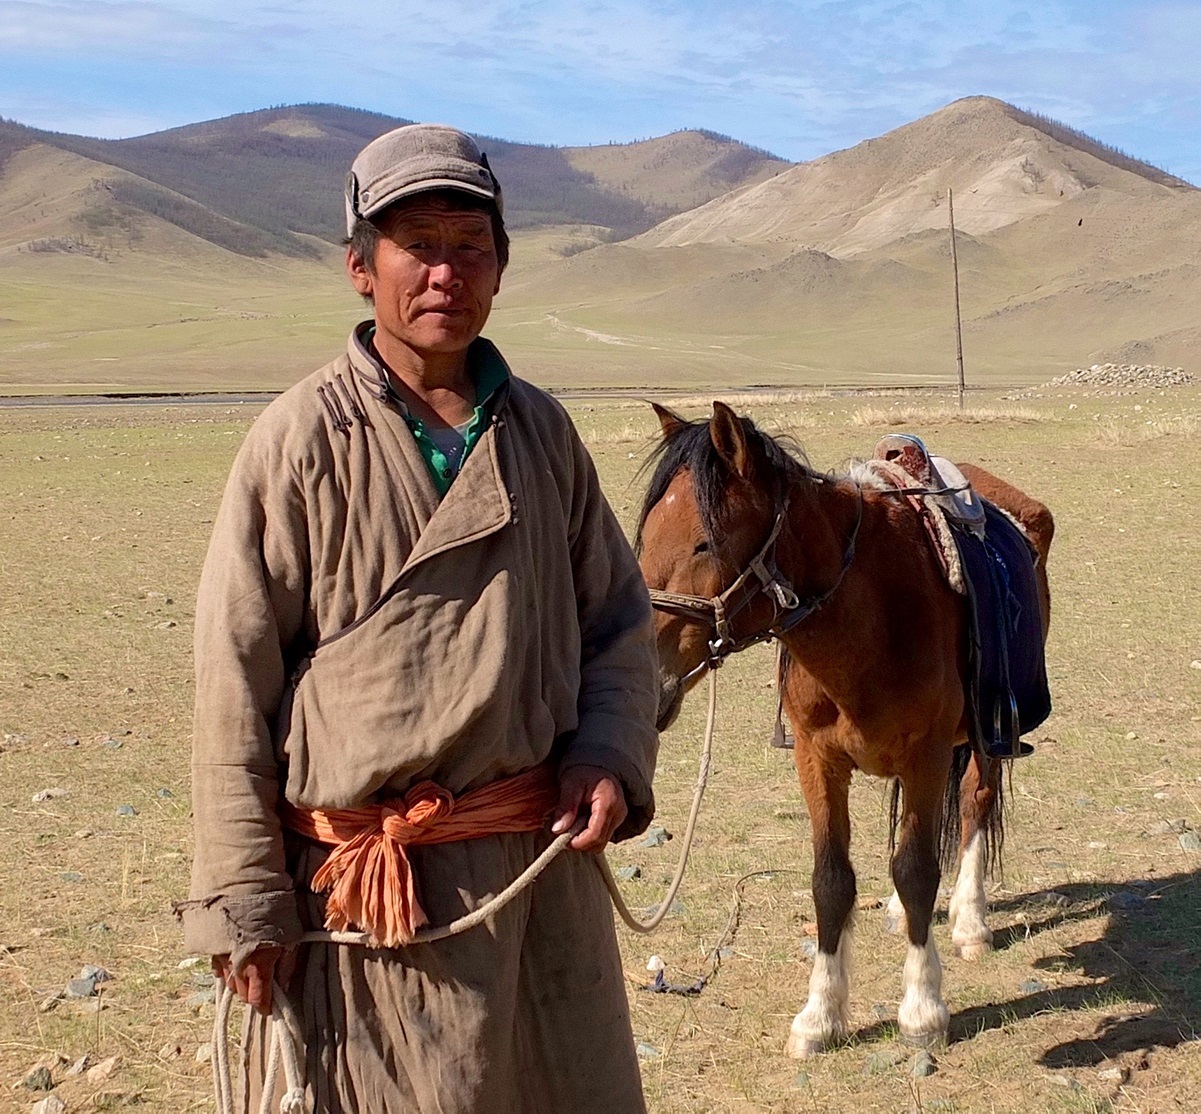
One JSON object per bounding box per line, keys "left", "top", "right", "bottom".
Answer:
{"left": 651, "top": 403, "right": 686, "bottom": 440}
{"left": 710, "top": 401, "right": 755, "bottom": 480}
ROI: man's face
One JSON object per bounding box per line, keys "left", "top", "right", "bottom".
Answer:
{"left": 347, "top": 195, "right": 501, "bottom": 362}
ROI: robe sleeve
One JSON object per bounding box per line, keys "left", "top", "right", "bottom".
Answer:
{"left": 558, "top": 424, "right": 660, "bottom": 841}
{"left": 176, "top": 420, "right": 309, "bottom": 964}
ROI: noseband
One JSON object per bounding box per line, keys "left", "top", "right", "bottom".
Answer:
{"left": 648, "top": 481, "right": 864, "bottom": 683}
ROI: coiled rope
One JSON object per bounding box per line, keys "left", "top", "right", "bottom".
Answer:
{"left": 212, "top": 667, "right": 720, "bottom": 1114}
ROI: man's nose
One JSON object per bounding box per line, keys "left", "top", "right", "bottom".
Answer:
{"left": 428, "top": 259, "right": 463, "bottom": 290}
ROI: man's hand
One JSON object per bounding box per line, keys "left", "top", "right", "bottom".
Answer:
{"left": 552, "top": 765, "right": 628, "bottom": 852}
{"left": 212, "top": 945, "right": 297, "bottom": 1016}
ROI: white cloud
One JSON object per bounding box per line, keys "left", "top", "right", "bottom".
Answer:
{"left": 0, "top": 0, "right": 1196, "bottom": 177}
{"left": 0, "top": 1, "right": 236, "bottom": 54}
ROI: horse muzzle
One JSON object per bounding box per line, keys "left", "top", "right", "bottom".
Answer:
{"left": 655, "top": 669, "right": 687, "bottom": 732}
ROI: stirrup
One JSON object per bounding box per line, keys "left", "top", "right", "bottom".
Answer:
{"left": 770, "top": 720, "right": 795, "bottom": 749}
{"left": 984, "top": 740, "right": 1034, "bottom": 760}
{"left": 986, "top": 693, "right": 1033, "bottom": 759}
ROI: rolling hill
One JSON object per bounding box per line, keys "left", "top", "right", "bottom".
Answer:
{"left": 0, "top": 105, "right": 790, "bottom": 257}
{"left": 1, "top": 96, "right": 1198, "bottom": 392}
{"left": 496, "top": 97, "right": 1201, "bottom": 385}
{"left": 0, "top": 106, "right": 789, "bottom": 391}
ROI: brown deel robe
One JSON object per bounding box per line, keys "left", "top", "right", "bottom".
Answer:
{"left": 179, "top": 327, "right": 660, "bottom": 1113}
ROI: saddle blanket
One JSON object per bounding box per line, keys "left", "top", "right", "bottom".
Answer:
{"left": 954, "top": 501, "right": 1052, "bottom": 757}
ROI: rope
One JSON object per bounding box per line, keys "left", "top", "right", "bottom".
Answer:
{"left": 644, "top": 868, "right": 809, "bottom": 997}
{"left": 210, "top": 669, "right": 720, "bottom": 1111}
{"left": 599, "top": 667, "right": 717, "bottom": 933}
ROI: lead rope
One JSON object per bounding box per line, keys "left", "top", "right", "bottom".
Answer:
{"left": 212, "top": 668, "right": 720, "bottom": 1113}
{"left": 599, "top": 664, "right": 718, "bottom": 933}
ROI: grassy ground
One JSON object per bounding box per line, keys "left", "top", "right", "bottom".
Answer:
{"left": 0, "top": 384, "right": 1198, "bottom": 1112}
{"left": 0, "top": 227, "right": 1108, "bottom": 396}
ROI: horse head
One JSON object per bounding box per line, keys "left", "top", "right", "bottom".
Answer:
{"left": 637, "top": 401, "right": 793, "bottom": 731}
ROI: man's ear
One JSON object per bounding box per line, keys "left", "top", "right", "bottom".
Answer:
{"left": 346, "top": 246, "right": 374, "bottom": 298}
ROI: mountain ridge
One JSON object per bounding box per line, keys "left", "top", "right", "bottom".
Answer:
{"left": 0, "top": 104, "right": 790, "bottom": 257}
{"left": 3, "top": 96, "right": 1199, "bottom": 391}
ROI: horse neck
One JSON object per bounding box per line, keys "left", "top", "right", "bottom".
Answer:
{"left": 778, "top": 471, "right": 861, "bottom": 597}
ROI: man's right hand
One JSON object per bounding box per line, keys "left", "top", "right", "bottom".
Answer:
{"left": 212, "top": 945, "right": 297, "bottom": 1016}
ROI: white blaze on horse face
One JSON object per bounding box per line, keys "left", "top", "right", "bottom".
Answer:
{"left": 785, "top": 928, "right": 851, "bottom": 1058}
{"left": 897, "top": 935, "right": 949, "bottom": 1047}
{"left": 948, "top": 831, "right": 993, "bottom": 959}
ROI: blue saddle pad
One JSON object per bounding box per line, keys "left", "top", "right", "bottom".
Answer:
{"left": 954, "top": 502, "right": 1051, "bottom": 757}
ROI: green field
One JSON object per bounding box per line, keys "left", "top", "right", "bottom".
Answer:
{"left": 1, "top": 383, "right": 1199, "bottom": 1112}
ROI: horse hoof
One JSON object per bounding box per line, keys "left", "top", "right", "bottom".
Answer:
{"left": 784, "top": 1033, "right": 829, "bottom": 1059}
{"left": 899, "top": 1028, "right": 948, "bottom": 1051}
{"left": 883, "top": 912, "right": 907, "bottom": 936}
{"left": 956, "top": 939, "right": 993, "bottom": 961}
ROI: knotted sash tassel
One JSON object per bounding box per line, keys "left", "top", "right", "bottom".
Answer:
{"left": 283, "top": 763, "right": 561, "bottom": 948}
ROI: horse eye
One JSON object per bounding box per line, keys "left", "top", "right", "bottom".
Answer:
{"left": 693, "top": 540, "right": 710, "bottom": 556}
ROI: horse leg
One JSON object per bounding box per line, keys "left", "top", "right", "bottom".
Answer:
{"left": 884, "top": 748, "right": 995, "bottom": 951}
{"left": 947, "top": 751, "right": 997, "bottom": 959}
{"left": 786, "top": 754, "right": 855, "bottom": 1059}
{"left": 892, "top": 762, "right": 951, "bottom": 1048}
{"left": 883, "top": 889, "right": 907, "bottom": 936}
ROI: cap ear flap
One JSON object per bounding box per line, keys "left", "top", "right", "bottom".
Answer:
{"left": 651, "top": 402, "right": 686, "bottom": 440}
{"left": 709, "top": 401, "right": 755, "bottom": 481}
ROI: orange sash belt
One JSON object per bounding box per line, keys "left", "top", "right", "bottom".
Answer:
{"left": 281, "top": 763, "right": 560, "bottom": 948}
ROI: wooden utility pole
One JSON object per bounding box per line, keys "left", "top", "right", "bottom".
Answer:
{"left": 948, "top": 187, "right": 966, "bottom": 409}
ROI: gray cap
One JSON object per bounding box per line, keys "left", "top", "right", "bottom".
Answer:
{"left": 344, "top": 123, "right": 503, "bottom": 236}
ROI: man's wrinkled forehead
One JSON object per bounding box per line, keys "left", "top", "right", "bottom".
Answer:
{"left": 376, "top": 195, "right": 496, "bottom": 236}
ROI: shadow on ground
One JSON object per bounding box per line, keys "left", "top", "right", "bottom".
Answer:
{"left": 846, "top": 870, "right": 1200, "bottom": 1065}
{"left": 955, "top": 870, "right": 1200, "bottom": 1066}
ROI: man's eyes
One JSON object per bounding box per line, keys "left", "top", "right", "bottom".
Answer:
{"left": 405, "top": 240, "right": 490, "bottom": 253}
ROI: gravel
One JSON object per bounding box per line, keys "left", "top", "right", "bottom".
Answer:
{"left": 1042, "top": 363, "right": 1194, "bottom": 389}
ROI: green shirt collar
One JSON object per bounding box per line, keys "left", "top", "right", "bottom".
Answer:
{"left": 359, "top": 326, "right": 510, "bottom": 496}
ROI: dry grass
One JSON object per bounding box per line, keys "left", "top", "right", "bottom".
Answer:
{"left": 850, "top": 403, "right": 1051, "bottom": 427}
{"left": 1, "top": 387, "right": 1199, "bottom": 1112}
{"left": 1095, "top": 412, "right": 1199, "bottom": 447}
{"left": 659, "top": 390, "right": 833, "bottom": 410}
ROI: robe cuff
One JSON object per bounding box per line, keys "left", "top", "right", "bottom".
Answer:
{"left": 175, "top": 891, "right": 304, "bottom": 968}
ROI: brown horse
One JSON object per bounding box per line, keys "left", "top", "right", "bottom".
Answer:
{"left": 637, "top": 403, "right": 1053, "bottom": 1056}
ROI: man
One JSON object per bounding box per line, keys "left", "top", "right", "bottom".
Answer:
{"left": 177, "top": 124, "right": 659, "bottom": 1112}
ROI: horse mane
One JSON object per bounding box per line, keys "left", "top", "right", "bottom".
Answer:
{"left": 635, "top": 411, "right": 814, "bottom": 551}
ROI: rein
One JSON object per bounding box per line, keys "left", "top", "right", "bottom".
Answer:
{"left": 648, "top": 480, "right": 864, "bottom": 677}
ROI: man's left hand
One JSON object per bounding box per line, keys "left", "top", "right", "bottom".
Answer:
{"left": 552, "top": 765, "right": 627, "bottom": 852}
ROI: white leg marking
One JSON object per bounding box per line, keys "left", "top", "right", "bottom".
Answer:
{"left": 786, "top": 927, "right": 852, "bottom": 1058}
{"left": 883, "top": 889, "right": 907, "bottom": 935}
{"left": 897, "top": 935, "right": 949, "bottom": 1048}
{"left": 948, "top": 832, "right": 993, "bottom": 960}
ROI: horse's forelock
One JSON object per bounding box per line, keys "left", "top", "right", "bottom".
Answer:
{"left": 635, "top": 412, "right": 809, "bottom": 553}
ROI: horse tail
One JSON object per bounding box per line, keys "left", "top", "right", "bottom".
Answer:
{"left": 981, "top": 756, "right": 1008, "bottom": 878}
{"left": 943, "top": 745, "right": 1007, "bottom": 876}
{"left": 887, "top": 744, "right": 1006, "bottom": 877}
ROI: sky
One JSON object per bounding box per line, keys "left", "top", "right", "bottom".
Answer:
{"left": 2, "top": 0, "right": 1199, "bottom": 183}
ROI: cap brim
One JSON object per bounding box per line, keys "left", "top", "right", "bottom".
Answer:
{"left": 360, "top": 179, "right": 498, "bottom": 220}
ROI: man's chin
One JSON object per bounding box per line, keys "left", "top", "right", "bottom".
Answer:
{"left": 398, "top": 325, "right": 484, "bottom": 357}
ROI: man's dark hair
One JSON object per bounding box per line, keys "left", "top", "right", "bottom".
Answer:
{"left": 346, "top": 189, "right": 509, "bottom": 276}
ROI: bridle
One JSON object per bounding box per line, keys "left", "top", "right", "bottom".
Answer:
{"left": 647, "top": 479, "right": 864, "bottom": 684}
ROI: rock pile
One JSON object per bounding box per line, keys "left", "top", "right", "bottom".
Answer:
{"left": 1044, "top": 363, "right": 1194, "bottom": 389}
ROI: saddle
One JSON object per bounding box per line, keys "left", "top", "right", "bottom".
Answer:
{"left": 770, "top": 435, "right": 1051, "bottom": 761}
{"left": 873, "top": 434, "right": 986, "bottom": 536}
